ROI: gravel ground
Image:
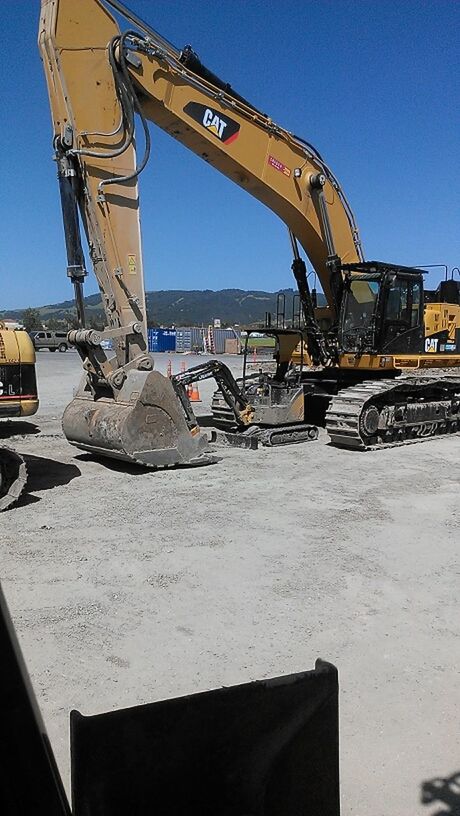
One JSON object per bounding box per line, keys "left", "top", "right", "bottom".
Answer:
{"left": 2, "top": 350, "right": 459, "bottom": 815}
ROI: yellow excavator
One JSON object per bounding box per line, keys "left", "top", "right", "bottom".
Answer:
{"left": 39, "top": 0, "right": 460, "bottom": 465}
{"left": 0, "top": 323, "right": 38, "bottom": 509}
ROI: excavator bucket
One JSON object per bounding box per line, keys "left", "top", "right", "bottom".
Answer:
{"left": 1, "top": 582, "right": 340, "bottom": 815}
{"left": 62, "top": 370, "right": 213, "bottom": 468}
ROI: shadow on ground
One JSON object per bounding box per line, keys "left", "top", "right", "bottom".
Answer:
{"left": 75, "top": 451, "right": 218, "bottom": 473}
{"left": 0, "top": 421, "right": 40, "bottom": 439}
{"left": 75, "top": 452, "right": 151, "bottom": 475}
{"left": 11, "top": 454, "right": 81, "bottom": 509}
{"left": 197, "top": 414, "right": 218, "bottom": 428}
{"left": 421, "top": 771, "right": 460, "bottom": 815}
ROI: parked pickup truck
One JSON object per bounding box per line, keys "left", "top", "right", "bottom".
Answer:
{"left": 30, "top": 330, "right": 70, "bottom": 352}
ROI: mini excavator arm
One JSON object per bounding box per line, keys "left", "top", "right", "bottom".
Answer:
{"left": 171, "top": 360, "right": 254, "bottom": 427}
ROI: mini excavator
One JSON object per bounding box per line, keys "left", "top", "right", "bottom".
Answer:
{"left": 39, "top": 0, "right": 460, "bottom": 467}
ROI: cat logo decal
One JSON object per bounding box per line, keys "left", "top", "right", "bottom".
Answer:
{"left": 425, "top": 338, "right": 439, "bottom": 353}
{"left": 184, "top": 102, "right": 240, "bottom": 145}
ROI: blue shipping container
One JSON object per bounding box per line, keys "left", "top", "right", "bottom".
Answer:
{"left": 148, "top": 329, "right": 176, "bottom": 352}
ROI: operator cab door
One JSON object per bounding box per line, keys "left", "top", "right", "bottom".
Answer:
{"left": 379, "top": 276, "right": 423, "bottom": 353}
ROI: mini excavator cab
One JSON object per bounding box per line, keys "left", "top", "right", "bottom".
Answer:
{"left": 339, "top": 263, "right": 424, "bottom": 356}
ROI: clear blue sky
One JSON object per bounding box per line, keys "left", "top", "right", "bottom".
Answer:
{"left": 1, "top": 0, "right": 459, "bottom": 310}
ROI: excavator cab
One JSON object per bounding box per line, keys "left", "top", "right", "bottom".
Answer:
{"left": 339, "top": 263, "right": 424, "bottom": 355}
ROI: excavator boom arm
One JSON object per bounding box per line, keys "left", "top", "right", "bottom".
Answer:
{"left": 126, "top": 39, "right": 363, "bottom": 306}
{"left": 39, "top": 0, "right": 363, "bottom": 356}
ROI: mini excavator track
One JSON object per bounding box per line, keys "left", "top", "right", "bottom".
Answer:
{"left": 326, "top": 374, "right": 460, "bottom": 450}
{"left": 255, "top": 424, "right": 319, "bottom": 446}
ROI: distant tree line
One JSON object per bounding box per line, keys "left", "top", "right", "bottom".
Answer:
{"left": 21, "top": 308, "right": 43, "bottom": 332}
{"left": 20, "top": 307, "right": 105, "bottom": 333}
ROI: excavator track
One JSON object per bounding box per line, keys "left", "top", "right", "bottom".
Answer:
{"left": 326, "top": 374, "right": 460, "bottom": 450}
{"left": 0, "top": 447, "right": 27, "bottom": 511}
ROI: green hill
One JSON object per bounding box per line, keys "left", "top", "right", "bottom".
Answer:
{"left": 3, "top": 288, "right": 326, "bottom": 328}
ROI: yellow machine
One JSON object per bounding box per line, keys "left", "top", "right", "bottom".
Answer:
{"left": 0, "top": 323, "right": 39, "bottom": 509}
{"left": 39, "top": 0, "right": 460, "bottom": 460}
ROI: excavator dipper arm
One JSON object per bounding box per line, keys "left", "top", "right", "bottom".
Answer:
{"left": 39, "top": 0, "right": 215, "bottom": 467}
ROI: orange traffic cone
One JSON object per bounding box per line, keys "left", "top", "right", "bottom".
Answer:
{"left": 186, "top": 383, "right": 193, "bottom": 399}
{"left": 189, "top": 383, "right": 202, "bottom": 403}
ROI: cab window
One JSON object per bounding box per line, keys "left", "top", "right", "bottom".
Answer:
{"left": 410, "top": 282, "right": 421, "bottom": 327}
{"left": 385, "top": 279, "right": 421, "bottom": 327}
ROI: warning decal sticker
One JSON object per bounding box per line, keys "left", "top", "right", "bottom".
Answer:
{"left": 268, "top": 155, "right": 291, "bottom": 177}
{"left": 128, "top": 254, "right": 137, "bottom": 275}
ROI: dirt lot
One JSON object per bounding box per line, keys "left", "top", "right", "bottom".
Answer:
{"left": 2, "top": 350, "right": 459, "bottom": 815}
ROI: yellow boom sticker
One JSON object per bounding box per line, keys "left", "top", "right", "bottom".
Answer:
{"left": 128, "top": 254, "right": 137, "bottom": 275}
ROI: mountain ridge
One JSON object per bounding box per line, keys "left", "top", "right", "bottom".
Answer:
{"left": 2, "top": 288, "right": 326, "bottom": 327}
